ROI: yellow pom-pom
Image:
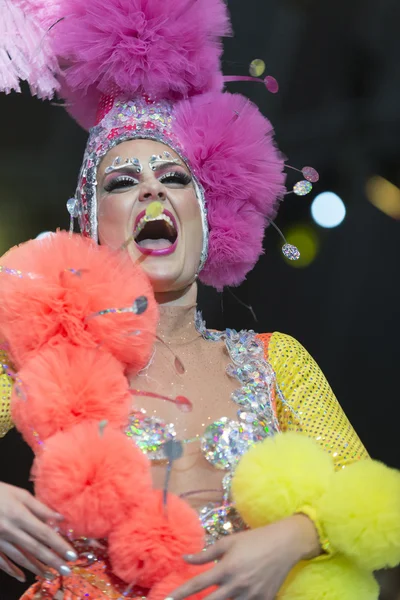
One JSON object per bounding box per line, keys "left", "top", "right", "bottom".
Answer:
{"left": 278, "top": 556, "right": 379, "bottom": 600}
{"left": 232, "top": 432, "right": 334, "bottom": 528}
{"left": 146, "top": 201, "right": 164, "bottom": 220}
{"left": 317, "top": 459, "right": 400, "bottom": 571}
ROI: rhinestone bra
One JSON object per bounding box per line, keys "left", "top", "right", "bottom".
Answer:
{"left": 125, "top": 312, "right": 282, "bottom": 543}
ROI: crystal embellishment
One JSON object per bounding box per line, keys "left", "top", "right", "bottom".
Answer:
{"left": 196, "top": 312, "right": 280, "bottom": 473}
{"left": 66, "top": 197, "right": 80, "bottom": 218}
{"left": 132, "top": 296, "right": 148, "bottom": 315}
{"left": 125, "top": 411, "right": 176, "bottom": 459}
{"left": 293, "top": 180, "right": 313, "bottom": 196}
{"left": 302, "top": 166, "right": 319, "bottom": 183}
{"left": 199, "top": 502, "right": 247, "bottom": 546}
{"left": 282, "top": 243, "right": 300, "bottom": 260}
{"left": 201, "top": 418, "right": 263, "bottom": 470}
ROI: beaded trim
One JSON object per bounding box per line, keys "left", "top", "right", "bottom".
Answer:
{"left": 196, "top": 310, "right": 281, "bottom": 468}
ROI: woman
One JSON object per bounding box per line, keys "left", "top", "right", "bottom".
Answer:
{"left": 0, "top": 0, "right": 399, "bottom": 598}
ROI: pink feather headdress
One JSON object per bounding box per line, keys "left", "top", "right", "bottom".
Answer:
{"left": 2, "top": 0, "right": 301, "bottom": 289}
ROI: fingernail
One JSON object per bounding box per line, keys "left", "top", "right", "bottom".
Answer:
{"left": 43, "top": 571, "right": 56, "bottom": 581}
{"left": 55, "top": 513, "right": 65, "bottom": 521}
{"left": 59, "top": 565, "right": 71, "bottom": 576}
{"left": 183, "top": 554, "right": 193, "bottom": 560}
{"left": 65, "top": 550, "right": 78, "bottom": 561}
{"left": 16, "top": 575, "right": 26, "bottom": 583}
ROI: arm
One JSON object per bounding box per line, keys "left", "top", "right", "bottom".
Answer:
{"left": 260, "top": 332, "right": 369, "bottom": 469}
{"left": 230, "top": 333, "right": 400, "bottom": 595}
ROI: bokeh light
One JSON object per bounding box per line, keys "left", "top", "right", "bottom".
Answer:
{"left": 366, "top": 176, "right": 400, "bottom": 220}
{"left": 311, "top": 192, "right": 346, "bottom": 228}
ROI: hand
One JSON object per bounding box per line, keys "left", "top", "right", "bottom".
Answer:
{"left": 169, "top": 515, "right": 321, "bottom": 600}
{"left": 0, "top": 483, "right": 77, "bottom": 583}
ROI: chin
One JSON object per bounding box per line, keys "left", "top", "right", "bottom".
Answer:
{"left": 140, "top": 264, "right": 185, "bottom": 294}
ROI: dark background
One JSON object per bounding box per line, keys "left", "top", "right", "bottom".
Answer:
{"left": 0, "top": 0, "right": 399, "bottom": 597}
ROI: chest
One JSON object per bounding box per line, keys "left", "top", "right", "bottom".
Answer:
{"left": 130, "top": 339, "right": 239, "bottom": 439}
{"left": 126, "top": 326, "right": 279, "bottom": 511}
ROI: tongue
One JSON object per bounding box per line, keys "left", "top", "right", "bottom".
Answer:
{"left": 137, "top": 238, "right": 173, "bottom": 249}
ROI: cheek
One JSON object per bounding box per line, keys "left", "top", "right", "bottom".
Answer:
{"left": 178, "top": 190, "right": 204, "bottom": 241}
{"left": 97, "top": 193, "right": 135, "bottom": 246}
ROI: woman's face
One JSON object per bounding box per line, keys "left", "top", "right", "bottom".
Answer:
{"left": 97, "top": 139, "right": 204, "bottom": 293}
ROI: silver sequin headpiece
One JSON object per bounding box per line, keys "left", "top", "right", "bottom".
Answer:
{"left": 74, "top": 92, "right": 209, "bottom": 271}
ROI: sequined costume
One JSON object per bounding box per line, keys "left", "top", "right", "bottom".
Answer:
{"left": 0, "top": 307, "right": 368, "bottom": 599}
{"left": 2, "top": 0, "right": 400, "bottom": 598}
{"left": 0, "top": 328, "right": 368, "bottom": 471}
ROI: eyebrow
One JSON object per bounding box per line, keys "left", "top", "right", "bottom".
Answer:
{"left": 102, "top": 164, "right": 142, "bottom": 182}
{"left": 101, "top": 159, "right": 189, "bottom": 182}
{"left": 151, "top": 160, "right": 187, "bottom": 173}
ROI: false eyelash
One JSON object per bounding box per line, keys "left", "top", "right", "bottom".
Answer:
{"left": 104, "top": 176, "right": 139, "bottom": 192}
{"left": 158, "top": 171, "right": 192, "bottom": 185}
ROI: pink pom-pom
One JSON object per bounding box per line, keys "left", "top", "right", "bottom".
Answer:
{"left": 0, "top": 232, "right": 158, "bottom": 369}
{"left": 54, "top": 0, "right": 231, "bottom": 104}
{"left": 57, "top": 77, "right": 101, "bottom": 130}
{"left": 109, "top": 490, "right": 205, "bottom": 586}
{"left": 33, "top": 422, "right": 152, "bottom": 539}
{"left": 200, "top": 199, "right": 265, "bottom": 291}
{"left": 148, "top": 565, "right": 217, "bottom": 600}
{"left": 0, "top": 0, "right": 60, "bottom": 97}
{"left": 174, "top": 92, "right": 286, "bottom": 289}
{"left": 11, "top": 343, "right": 132, "bottom": 450}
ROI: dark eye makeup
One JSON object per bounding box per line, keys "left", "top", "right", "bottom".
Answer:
{"left": 158, "top": 171, "right": 192, "bottom": 186}
{"left": 103, "top": 170, "right": 192, "bottom": 193}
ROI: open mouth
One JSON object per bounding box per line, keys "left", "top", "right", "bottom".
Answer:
{"left": 133, "top": 209, "right": 178, "bottom": 255}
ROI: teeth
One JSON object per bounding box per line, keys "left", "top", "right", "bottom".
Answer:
{"left": 134, "top": 213, "right": 176, "bottom": 239}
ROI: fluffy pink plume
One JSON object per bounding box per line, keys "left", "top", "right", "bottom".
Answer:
{"left": 200, "top": 200, "right": 266, "bottom": 290}
{"left": 33, "top": 422, "right": 153, "bottom": 539}
{"left": 16, "top": 0, "right": 62, "bottom": 30}
{"left": 58, "top": 77, "right": 100, "bottom": 130}
{"left": 148, "top": 565, "right": 217, "bottom": 600}
{"left": 109, "top": 490, "right": 204, "bottom": 586}
{"left": 12, "top": 343, "right": 132, "bottom": 450}
{"left": 55, "top": 0, "right": 231, "bottom": 101}
{"left": 0, "top": 232, "right": 158, "bottom": 369}
{"left": 174, "top": 92, "right": 286, "bottom": 289}
{"left": 0, "top": 0, "right": 60, "bottom": 97}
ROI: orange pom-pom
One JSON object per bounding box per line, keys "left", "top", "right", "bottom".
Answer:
{"left": 0, "top": 232, "right": 158, "bottom": 370}
{"left": 109, "top": 490, "right": 205, "bottom": 587}
{"left": 148, "top": 565, "right": 217, "bottom": 600}
{"left": 33, "top": 422, "right": 152, "bottom": 538}
{"left": 11, "top": 343, "right": 132, "bottom": 449}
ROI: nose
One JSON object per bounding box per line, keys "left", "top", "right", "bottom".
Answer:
{"left": 138, "top": 179, "right": 167, "bottom": 203}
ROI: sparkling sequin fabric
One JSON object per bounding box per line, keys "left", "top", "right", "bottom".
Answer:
{"left": 195, "top": 313, "right": 280, "bottom": 470}
{"left": 20, "top": 543, "right": 146, "bottom": 599}
{"left": 261, "top": 332, "right": 369, "bottom": 469}
{"left": 3, "top": 313, "right": 368, "bottom": 598}
{"left": 0, "top": 349, "right": 14, "bottom": 438}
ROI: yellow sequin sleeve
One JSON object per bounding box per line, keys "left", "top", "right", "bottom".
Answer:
{"left": 0, "top": 349, "right": 14, "bottom": 438}
{"left": 260, "top": 332, "right": 368, "bottom": 470}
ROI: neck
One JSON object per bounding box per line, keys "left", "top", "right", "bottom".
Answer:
{"left": 155, "top": 283, "right": 199, "bottom": 343}
{"left": 154, "top": 281, "right": 198, "bottom": 307}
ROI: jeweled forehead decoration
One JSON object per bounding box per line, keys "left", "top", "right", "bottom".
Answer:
{"left": 149, "top": 151, "right": 183, "bottom": 171}
{"left": 105, "top": 156, "right": 143, "bottom": 174}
